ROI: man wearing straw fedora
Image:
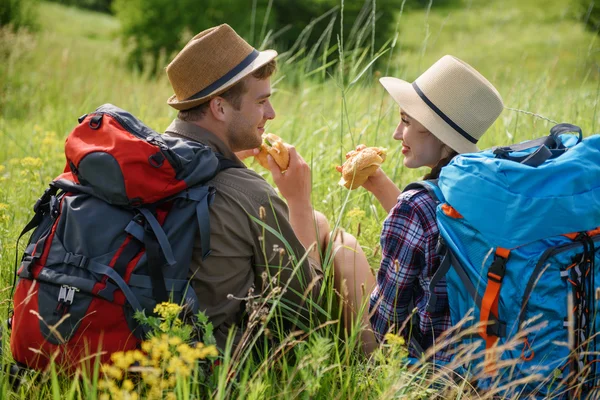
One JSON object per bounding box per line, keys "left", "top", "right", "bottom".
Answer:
{"left": 164, "top": 24, "right": 324, "bottom": 350}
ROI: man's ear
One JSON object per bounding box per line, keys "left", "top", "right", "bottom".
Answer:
{"left": 208, "top": 97, "right": 228, "bottom": 122}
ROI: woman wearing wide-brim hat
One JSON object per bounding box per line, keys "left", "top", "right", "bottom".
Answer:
{"left": 330, "top": 55, "right": 504, "bottom": 357}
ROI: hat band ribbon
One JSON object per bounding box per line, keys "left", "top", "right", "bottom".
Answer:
{"left": 185, "top": 49, "right": 260, "bottom": 101}
{"left": 412, "top": 82, "right": 478, "bottom": 144}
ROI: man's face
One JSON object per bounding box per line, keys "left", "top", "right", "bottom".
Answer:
{"left": 225, "top": 76, "right": 276, "bottom": 152}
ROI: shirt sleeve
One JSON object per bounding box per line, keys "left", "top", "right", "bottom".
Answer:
{"left": 250, "top": 193, "right": 323, "bottom": 331}
{"left": 369, "top": 193, "right": 428, "bottom": 342}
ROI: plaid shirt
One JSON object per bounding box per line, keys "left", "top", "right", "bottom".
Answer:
{"left": 369, "top": 188, "right": 451, "bottom": 360}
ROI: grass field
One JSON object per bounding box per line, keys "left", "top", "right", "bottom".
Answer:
{"left": 1, "top": 0, "right": 600, "bottom": 398}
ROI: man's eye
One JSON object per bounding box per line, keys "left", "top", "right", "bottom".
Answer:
{"left": 401, "top": 118, "right": 410, "bottom": 125}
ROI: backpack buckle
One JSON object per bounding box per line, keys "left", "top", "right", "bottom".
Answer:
{"left": 33, "top": 186, "right": 56, "bottom": 214}
{"left": 488, "top": 254, "right": 507, "bottom": 283}
{"left": 63, "top": 252, "right": 89, "bottom": 268}
{"left": 49, "top": 196, "right": 60, "bottom": 219}
{"left": 208, "top": 186, "right": 217, "bottom": 204}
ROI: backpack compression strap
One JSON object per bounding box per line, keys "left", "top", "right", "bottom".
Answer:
{"left": 480, "top": 247, "right": 510, "bottom": 374}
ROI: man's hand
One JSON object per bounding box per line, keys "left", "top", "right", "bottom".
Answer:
{"left": 268, "top": 145, "right": 318, "bottom": 262}
{"left": 267, "top": 145, "right": 311, "bottom": 208}
{"left": 235, "top": 148, "right": 260, "bottom": 161}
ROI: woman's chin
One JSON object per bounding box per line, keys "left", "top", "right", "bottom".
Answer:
{"left": 403, "top": 158, "right": 416, "bottom": 169}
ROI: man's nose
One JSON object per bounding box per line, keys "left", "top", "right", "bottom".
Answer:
{"left": 265, "top": 101, "right": 276, "bottom": 120}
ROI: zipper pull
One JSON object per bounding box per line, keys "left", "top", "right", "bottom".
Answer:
{"left": 65, "top": 286, "right": 78, "bottom": 305}
{"left": 55, "top": 285, "right": 78, "bottom": 316}
{"left": 147, "top": 134, "right": 168, "bottom": 150}
{"left": 58, "top": 285, "right": 67, "bottom": 302}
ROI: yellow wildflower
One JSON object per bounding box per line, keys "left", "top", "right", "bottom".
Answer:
{"left": 122, "top": 379, "right": 135, "bottom": 391}
{"left": 168, "top": 336, "right": 182, "bottom": 346}
{"left": 131, "top": 349, "right": 145, "bottom": 362}
{"left": 346, "top": 208, "right": 366, "bottom": 220}
{"left": 20, "top": 157, "right": 43, "bottom": 169}
{"left": 141, "top": 341, "right": 152, "bottom": 353}
{"left": 111, "top": 351, "right": 135, "bottom": 370}
{"left": 384, "top": 333, "right": 406, "bottom": 346}
{"left": 159, "top": 321, "right": 170, "bottom": 332}
{"left": 167, "top": 357, "right": 183, "bottom": 374}
{"left": 0, "top": 165, "right": 5, "bottom": 173}
{"left": 199, "top": 345, "right": 219, "bottom": 359}
{"left": 102, "top": 365, "right": 123, "bottom": 380}
{"left": 154, "top": 302, "right": 181, "bottom": 319}
{"left": 166, "top": 393, "right": 177, "bottom": 400}
{"left": 0, "top": 203, "right": 8, "bottom": 212}
{"left": 142, "top": 371, "right": 159, "bottom": 387}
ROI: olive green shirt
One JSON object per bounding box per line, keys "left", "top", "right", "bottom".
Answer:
{"left": 165, "top": 119, "right": 322, "bottom": 350}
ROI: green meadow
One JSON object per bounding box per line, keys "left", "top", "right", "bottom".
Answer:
{"left": 1, "top": 0, "right": 599, "bottom": 398}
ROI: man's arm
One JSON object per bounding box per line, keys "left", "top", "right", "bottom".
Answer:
{"left": 265, "top": 147, "right": 321, "bottom": 263}
{"left": 250, "top": 191, "right": 323, "bottom": 330}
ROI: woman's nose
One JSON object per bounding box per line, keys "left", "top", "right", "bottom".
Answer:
{"left": 393, "top": 123, "right": 403, "bottom": 141}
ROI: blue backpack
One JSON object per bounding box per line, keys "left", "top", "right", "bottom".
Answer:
{"left": 407, "top": 124, "right": 600, "bottom": 398}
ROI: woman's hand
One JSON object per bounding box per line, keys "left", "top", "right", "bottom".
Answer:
{"left": 334, "top": 165, "right": 387, "bottom": 194}
{"left": 360, "top": 167, "right": 386, "bottom": 194}
{"left": 335, "top": 165, "right": 400, "bottom": 213}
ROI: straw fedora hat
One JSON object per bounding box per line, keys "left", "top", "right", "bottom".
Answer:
{"left": 380, "top": 55, "right": 503, "bottom": 154}
{"left": 166, "top": 24, "right": 277, "bottom": 111}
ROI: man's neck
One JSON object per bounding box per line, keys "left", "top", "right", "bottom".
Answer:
{"left": 187, "top": 119, "right": 231, "bottom": 150}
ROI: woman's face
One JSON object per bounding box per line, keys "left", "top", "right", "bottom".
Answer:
{"left": 393, "top": 109, "right": 447, "bottom": 169}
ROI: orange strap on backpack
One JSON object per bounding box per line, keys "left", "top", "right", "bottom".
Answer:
{"left": 480, "top": 247, "right": 510, "bottom": 374}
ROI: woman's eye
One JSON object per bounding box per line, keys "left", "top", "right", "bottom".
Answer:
{"left": 401, "top": 118, "right": 410, "bottom": 125}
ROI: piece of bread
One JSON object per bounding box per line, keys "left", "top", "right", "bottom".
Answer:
{"left": 255, "top": 133, "right": 290, "bottom": 171}
{"left": 338, "top": 144, "right": 387, "bottom": 190}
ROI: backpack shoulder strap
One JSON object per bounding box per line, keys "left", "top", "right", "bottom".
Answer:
{"left": 403, "top": 179, "right": 444, "bottom": 205}
{"left": 216, "top": 155, "right": 241, "bottom": 171}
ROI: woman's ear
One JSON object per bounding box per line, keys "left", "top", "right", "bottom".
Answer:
{"left": 441, "top": 144, "right": 455, "bottom": 158}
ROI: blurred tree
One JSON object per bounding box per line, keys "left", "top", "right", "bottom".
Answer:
{"left": 0, "top": 0, "right": 39, "bottom": 30}
{"left": 113, "top": 0, "right": 270, "bottom": 74}
{"left": 581, "top": 0, "right": 600, "bottom": 32}
{"left": 45, "top": 0, "right": 113, "bottom": 14}
{"left": 113, "top": 0, "right": 463, "bottom": 75}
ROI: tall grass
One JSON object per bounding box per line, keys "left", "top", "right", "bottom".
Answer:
{"left": 1, "top": 0, "right": 600, "bottom": 398}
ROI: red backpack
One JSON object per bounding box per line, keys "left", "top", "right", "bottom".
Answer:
{"left": 10, "top": 104, "right": 236, "bottom": 372}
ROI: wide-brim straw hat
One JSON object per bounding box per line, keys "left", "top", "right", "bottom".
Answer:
{"left": 379, "top": 55, "right": 504, "bottom": 154}
{"left": 166, "top": 24, "right": 277, "bottom": 111}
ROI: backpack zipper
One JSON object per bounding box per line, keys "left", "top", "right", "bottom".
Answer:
{"left": 89, "top": 111, "right": 184, "bottom": 174}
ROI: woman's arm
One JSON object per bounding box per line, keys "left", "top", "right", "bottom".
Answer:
{"left": 369, "top": 197, "right": 426, "bottom": 341}
{"left": 361, "top": 168, "right": 401, "bottom": 213}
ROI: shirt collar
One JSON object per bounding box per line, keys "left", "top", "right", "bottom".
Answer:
{"left": 164, "top": 119, "right": 245, "bottom": 168}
